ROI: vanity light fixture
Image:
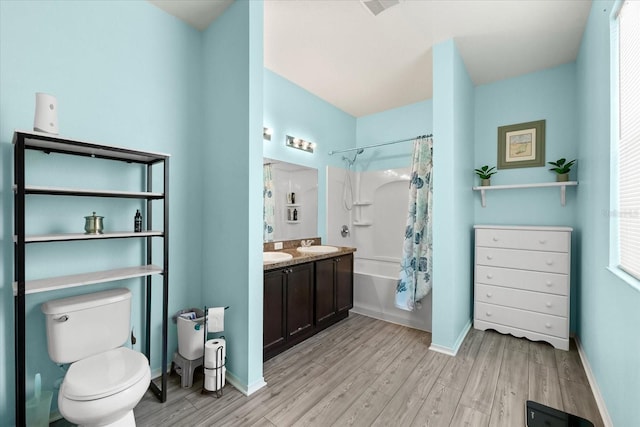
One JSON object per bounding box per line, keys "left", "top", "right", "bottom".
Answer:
{"left": 285, "top": 135, "right": 315, "bottom": 153}
{"left": 263, "top": 127, "right": 272, "bottom": 141}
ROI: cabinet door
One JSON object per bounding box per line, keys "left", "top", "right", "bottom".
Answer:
{"left": 315, "top": 258, "right": 336, "bottom": 325}
{"left": 336, "top": 254, "right": 354, "bottom": 314}
{"left": 286, "top": 263, "right": 315, "bottom": 342}
{"left": 264, "top": 269, "right": 286, "bottom": 356}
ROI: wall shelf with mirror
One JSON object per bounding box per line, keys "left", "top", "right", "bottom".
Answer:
{"left": 472, "top": 181, "right": 578, "bottom": 207}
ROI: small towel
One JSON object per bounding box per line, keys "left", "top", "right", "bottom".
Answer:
{"left": 207, "top": 307, "right": 225, "bottom": 333}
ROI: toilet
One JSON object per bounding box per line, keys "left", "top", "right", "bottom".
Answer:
{"left": 42, "top": 288, "right": 151, "bottom": 426}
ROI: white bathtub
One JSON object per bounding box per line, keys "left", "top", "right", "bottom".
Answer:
{"left": 351, "top": 257, "right": 432, "bottom": 332}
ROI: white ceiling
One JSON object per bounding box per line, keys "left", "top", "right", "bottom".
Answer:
{"left": 150, "top": 0, "right": 592, "bottom": 118}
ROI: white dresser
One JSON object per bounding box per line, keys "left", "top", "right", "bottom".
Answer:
{"left": 473, "top": 225, "right": 572, "bottom": 350}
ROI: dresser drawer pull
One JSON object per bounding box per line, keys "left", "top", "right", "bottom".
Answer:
{"left": 545, "top": 281, "right": 553, "bottom": 287}
{"left": 486, "top": 293, "right": 493, "bottom": 298}
{"left": 485, "top": 312, "right": 492, "bottom": 317}
{"left": 545, "top": 259, "right": 554, "bottom": 266}
{"left": 486, "top": 255, "right": 493, "bottom": 260}
{"left": 545, "top": 302, "right": 552, "bottom": 308}
{"left": 486, "top": 274, "right": 493, "bottom": 279}
{"left": 545, "top": 323, "right": 552, "bottom": 329}
{"left": 492, "top": 236, "right": 499, "bottom": 242}
{"left": 539, "top": 239, "right": 547, "bottom": 244}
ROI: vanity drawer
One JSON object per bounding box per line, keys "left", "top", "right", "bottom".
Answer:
{"left": 475, "top": 265, "right": 568, "bottom": 295}
{"left": 475, "top": 283, "right": 568, "bottom": 317}
{"left": 476, "top": 228, "right": 570, "bottom": 253}
{"left": 475, "top": 302, "right": 568, "bottom": 339}
{"left": 476, "top": 247, "right": 569, "bottom": 274}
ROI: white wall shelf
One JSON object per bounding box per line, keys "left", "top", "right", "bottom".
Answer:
{"left": 472, "top": 181, "right": 578, "bottom": 207}
{"left": 19, "top": 230, "right": 164, "bottom": 243}
{"left": 13, "top": 265, "right": 163, "bottom": 295}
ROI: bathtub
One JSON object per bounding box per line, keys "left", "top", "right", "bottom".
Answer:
{"left": 351, "top": 257, "right": 432, "bottom": 332}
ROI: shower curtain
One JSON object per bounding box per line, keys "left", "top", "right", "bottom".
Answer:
{"left": 263, "top": 164, "right": 275, "bottom": 241}
{"left": 395, "top": 136, "right": 433, "bottom": 311}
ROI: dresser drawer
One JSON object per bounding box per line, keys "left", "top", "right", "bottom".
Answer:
{"left": 476, "top": 247, "right": 569, "bottom": 274}
{"left": 475, "top": 302, "right": 568, "bottom": 339}
{"left": 476, "top": 228, "right": 570, "bottom": 253}
{"left": 475, "top": 283, "right": 568, "bottom": 317}
{"left": 475, "top": 265, "right": 568, "bottom": 295}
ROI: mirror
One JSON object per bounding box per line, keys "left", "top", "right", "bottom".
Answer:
{"left": 263, "top": 158, "right": 318, "bottom": 242}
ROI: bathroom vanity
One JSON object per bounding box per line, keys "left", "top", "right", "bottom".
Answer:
{"left": 263, "top": 243, "right": 355, "bottom": 361}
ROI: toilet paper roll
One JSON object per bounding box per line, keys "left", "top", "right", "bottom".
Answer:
{"left": 204, "top": 338, "right": 225, "bottom": 369}
{"left": 203, "top": 367, "right": 226, "bottom": 391}
{"left": 206, "top": 307, "right": 224, "bottom": 333}
{"left": 33, "top": 93, "right": 59, "bottom": 135}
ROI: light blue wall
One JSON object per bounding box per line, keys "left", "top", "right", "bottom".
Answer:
{"left": 474, "top": 63, "right": 578, "bottom": 224}
{"left": 576, "top": 1, "right": 640, "bottom": 425}
{"left": 431, "top": 39, "right": 475, "bottom": 352}
{"left": 263, "top": 69, "right": 356, "bottom": 240}
{"left": 0, "top": 1, "right": 204, "bottom": 423}
{"left": 355, "top": 100, "right": 433, "bottom": 171}
{"left": 474, "top": 63, "right": 579, "bottom": 332}
{"left": 201, "top": 0, "right": 265, "bottom": 391}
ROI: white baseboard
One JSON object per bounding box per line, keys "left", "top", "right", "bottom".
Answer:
{"left": 428, "top": 320, "right": 471, "bottom": 356}
{"left": 225, "top": 371, "right": 267, "bottom": 396}
{"left": 574, "top": 336, "right": 614, "bottom": 427}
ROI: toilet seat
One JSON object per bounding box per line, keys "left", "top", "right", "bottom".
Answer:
{"left": 63, "top": 347, "right": 149, "bottom": 401}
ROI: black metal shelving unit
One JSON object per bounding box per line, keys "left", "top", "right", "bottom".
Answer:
{"left": 13, "top": 130, "right": 170, "bottom": 426}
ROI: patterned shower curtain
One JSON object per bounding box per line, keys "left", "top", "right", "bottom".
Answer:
{"left": 395, "top": 136, "right": 433, "bottom": 311}
{"left": 263, "top": 164, "right": 275, "bottom": 242}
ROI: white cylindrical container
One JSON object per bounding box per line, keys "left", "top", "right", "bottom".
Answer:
{"left": 33, "top": 93, "right": 59, "bottom": 134}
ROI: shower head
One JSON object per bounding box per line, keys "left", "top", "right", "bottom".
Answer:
{"left": 356, "top": 148, "right": 364, "bottom": 155}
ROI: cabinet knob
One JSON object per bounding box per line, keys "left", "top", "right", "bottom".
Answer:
{"left": 492, "top": 237, "right": 499, "bottom": 242}
{"left": 546, "top": 302, "right": 552, "bottom": 308}
{"left": 545, "top": 260, "right": 553, "bottom": 266}
{"left": 545, "top": 281, "right": 553, "bottom": 287}
{"left": 486, "top": 293, "right": 492, "bottom": 298}
{"left": 539, "top": 239, "right": 547, "bottom": 244}
{"left": 486, "top": 255, "right": 493, "bottom": 260}
{"left": 485, "top": 312, "right": 492, "bottom": 317}
{"left": 486, "top": 274, "right": 493, "bottom": 279}
{"left": 545, "top": 323, "right": 552, "bottom": 329}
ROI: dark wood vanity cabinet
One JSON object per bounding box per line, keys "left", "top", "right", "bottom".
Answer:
{"left": 263, "top": 262, "right": 314, "bottom": 360}
{"left": 263, "top": 253, "right": 353, "bottom": 361}
{"left": 315, "top": 253, "right": 354, "bottom": 330}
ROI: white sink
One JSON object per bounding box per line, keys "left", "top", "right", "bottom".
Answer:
{"left": 263, "top": 252, "right": 293, "bottom": 264}
{"left": 296, "top": 245, "right": 340, "bottom": 254}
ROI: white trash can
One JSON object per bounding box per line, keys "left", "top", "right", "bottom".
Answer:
{"left": 175, "top": 309, "right": 204, "bottom": 360}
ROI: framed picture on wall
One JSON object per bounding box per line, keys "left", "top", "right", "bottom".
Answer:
{"left": 497, "top": 119, "right": 545, "bottom": 169}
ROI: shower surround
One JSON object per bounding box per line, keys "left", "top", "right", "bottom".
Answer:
{"left": 327, "top": 165, "right": 432, "bottom": 331}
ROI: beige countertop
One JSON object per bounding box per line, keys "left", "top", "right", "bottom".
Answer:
{"left": 263, "top": 246, "right": 356, "bottom": 271}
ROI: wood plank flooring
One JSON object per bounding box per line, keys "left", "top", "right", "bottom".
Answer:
{"left": 55, "top": 313, "right": 605, "bottom": 427}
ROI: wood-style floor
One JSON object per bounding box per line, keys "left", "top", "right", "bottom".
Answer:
{"left": 59, "top": 313, "right": 605, "bottom": 426}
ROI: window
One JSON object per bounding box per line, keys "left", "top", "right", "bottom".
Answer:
{"left": 616, "top": 0, "right": 640, "bottom": 280}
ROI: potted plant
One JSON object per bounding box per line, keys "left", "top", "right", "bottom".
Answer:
{"left": 474, "top": 165, "right": 497, "bottom": 186}
{"left": 548, "top": 158, "right": 576, "bottom": 182}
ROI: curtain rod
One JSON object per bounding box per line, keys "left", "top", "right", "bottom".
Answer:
{"left": 328, "top": 134, "right": 432, "bottom": 155}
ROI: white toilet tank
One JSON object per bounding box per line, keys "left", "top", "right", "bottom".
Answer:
{"left": 42, "top": 288, "right": 132, "bottom": 364}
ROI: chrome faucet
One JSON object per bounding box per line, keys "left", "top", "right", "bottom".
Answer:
{"left": 301, "top": 239, "right": 314, "bottom": 247}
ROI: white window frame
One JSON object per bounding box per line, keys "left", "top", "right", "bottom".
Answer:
{"left": 609, "top": 0, "right": 640, "bottom": 289}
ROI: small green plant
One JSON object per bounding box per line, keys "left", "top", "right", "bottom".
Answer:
{"left": 548, "top": 158, "right": 576, "bottom": 174}
{"left": 474, "top": 165, "right": 497, "bottom": 179}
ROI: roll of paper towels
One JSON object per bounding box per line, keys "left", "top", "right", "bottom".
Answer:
{"left": 204, "top": 338, "right": 225, "bottom": 369}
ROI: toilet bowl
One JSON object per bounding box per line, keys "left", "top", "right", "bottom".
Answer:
{"left": 58, "top": 347, "right": 150, "bottom": 426}
{"left": 42, "top": 288, "right": 151, "bottom": 427}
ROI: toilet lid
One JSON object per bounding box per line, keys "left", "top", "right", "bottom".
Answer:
{"left": 63, "top": 347, "right": 149, "bottom": 401}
